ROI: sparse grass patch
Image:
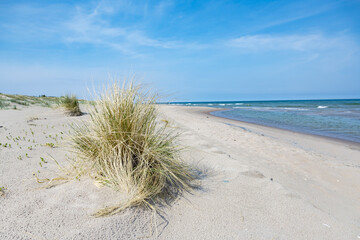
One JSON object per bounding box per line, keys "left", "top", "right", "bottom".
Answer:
{"left": 0, "top": 99, "right": 10, "bottom": 109}
{"left": 39, "top": 157, "right": 47, "bottom": 167}
{"left": 9, "top": 99, "right": 29, "bottom": 106}
{"left": 0, "top": 93, "right": 61, "bottom": 109}
{"left": 0, "top": 186, "right": 6, "bottom": 196}
{"left": 45, "top": 142, "right": 55, "bottom": 148}
{"left": 60, "top": 94, "right": 82, "bottom": 116}
{"left": 67, "top": 81, "right": 195, "bottom": 216}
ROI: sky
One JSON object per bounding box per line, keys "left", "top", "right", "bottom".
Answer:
{"left": 0, "top": 0, "right": 359, "bottom": 101}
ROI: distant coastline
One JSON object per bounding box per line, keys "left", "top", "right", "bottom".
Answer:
{"left": 208, "top": 108, "right": 360, "bottom": 148}
{"left": 164, "top": 99, "right": 360, "bottom": 144}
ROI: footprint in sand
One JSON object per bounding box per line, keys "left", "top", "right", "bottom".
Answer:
{"left": 241, "top": 170, "right": 265, "bottom": 179}
{"left": 206, "top": 146, "right": 226, "bottom": 155}
{"left": 212, "top": 150, "right": 226, "bottom": 154}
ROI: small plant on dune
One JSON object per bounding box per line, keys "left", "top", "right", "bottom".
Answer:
{"left": 60, "top": 94, "right": 82, "bottom": 116}
{"left": 39, "top": 157, "right": 47, "bottom": 167}
{"left": 45, "top": 142, "right": 55, "bottom": 148}
{"left": 68, "top": 81, "right": 195, "bottom": 217}
{"left": 0, "top": 186, "right": 6, "bottom": 197}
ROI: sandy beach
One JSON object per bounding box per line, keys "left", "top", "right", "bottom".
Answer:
{"left": 1, "top": 104, "right": 359, "bottom": 239}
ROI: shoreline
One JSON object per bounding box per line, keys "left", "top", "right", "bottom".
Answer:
{"left": 158, "top": 105, "right": 360, "bottom": 234}
{"left": 198, "top": 106, "right": 360, "bottom": 148}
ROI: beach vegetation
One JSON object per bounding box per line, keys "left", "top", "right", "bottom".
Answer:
{"left": 0, "top": 186, "right": 6, "bottom": 197}
{"left": 0, "top": 93, "right": 61, "bottom": 109}
{"left": 68, "top": 81, "right": 195, "bottom": 216}
{"left": 0, "top": 99, "right": 10, "bottom": 109}
{"left": 60, "top": 94, "right": 82, "bottom": 116}
{"left": 10, "top": 99, "right": 29, "bottom": 106}
{"left": 39, "top": 157, "right": 47, "bottom": 167}
{"left": 45, "top": 142, "right": 55, "bottom": 148}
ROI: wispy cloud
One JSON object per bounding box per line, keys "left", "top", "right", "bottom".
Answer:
{"left": 0, "top": 1, "right": 200, "bottom": 55}
{"left": 63, "top": 2, "right": 194, "bottom": 55}
{"left": 226, "top": 34, "right": 359, "bottom": 53}
{"left": 255, "top": 1, "right": 341, "bottom": 32}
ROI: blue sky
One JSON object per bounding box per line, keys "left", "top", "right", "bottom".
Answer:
{"left": 0, "top": 0, "right": 359, "bottom": 101}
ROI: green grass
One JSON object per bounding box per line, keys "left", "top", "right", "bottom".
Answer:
{"left": 69, "top": 81, "right": 195, "bottom": 216}
{"left": 0, "top": 93, "right": 61, "bottom": 109}
{"left": 60, "top": 94, "right": 82, "bottom": 116}
{"left": 0, "top": 186, "right": 6, "bottom": 196}
{"left": 45, "top": 142, "right": 55, "bottom": 148}
{"left": 9, "top": 99, "right": 29, "bottom": 106}
{"left": 0, "top": 98, "right": 10, "bottom": 109}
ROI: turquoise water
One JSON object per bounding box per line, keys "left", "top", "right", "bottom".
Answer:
{"left": 167, "top": 99, "right": 360, "bottom": 143}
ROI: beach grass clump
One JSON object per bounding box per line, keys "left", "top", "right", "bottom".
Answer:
{"left": 0, "top": 99, "right": 6, "bottom": 109}
{"left": 60, "top": 94, "right": 82, "bottom": 116}
{"left": 0, "top": 186, "right": 6, "bottom": 197}
{"left": 70, "top": 81, "right": 194, "bottom": 216}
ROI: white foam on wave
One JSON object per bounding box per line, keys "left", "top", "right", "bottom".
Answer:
{"left": 282, "top": 107, "right": 308, "bottom": 111}
{"left": 208, "top": 104, "right": 213, "bottom": 106}
{"left": 219, "top": 104, "right": 226, "bottom": 106}
{"left": 232, "top": 106, "right": 308, "bottom": 111}
{"left": 317, "top": 106, "right": 328, "bottom": 109}
{"left": 235, "top": 103, "right": 244, "bottom": 105}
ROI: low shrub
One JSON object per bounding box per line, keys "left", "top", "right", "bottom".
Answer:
{"left": 70, "top": 81, "right": 195, "bottom": 216}
{"left": 60, "top": 94, "right": 82, "bottom": 116}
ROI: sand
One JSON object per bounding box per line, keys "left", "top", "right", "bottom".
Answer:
{"left": 0, "top": 104, "right": 359, "bottom": 239}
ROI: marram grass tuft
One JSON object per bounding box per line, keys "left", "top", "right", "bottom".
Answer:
{"left": 70, "top": 81, "right": 195, "bottom": 216}
{"left": 60, "top": 94, "right": 82, "bottom": 116}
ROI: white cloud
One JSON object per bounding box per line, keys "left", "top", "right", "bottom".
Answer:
{"left": 255, "top": 1, "right": 340, "bottom": 32}
{"left": 0, "top": 1, "right": 207, "bottom": 55}
{"left": 227, "top": 34, "right": 359, "bottom": 53}
{"left": 64, "top": 3, "right": 183, "bottom": 54}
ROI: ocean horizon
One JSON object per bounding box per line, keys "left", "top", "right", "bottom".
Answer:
{"left": 165, "top": 99, "right": 360, "bottom": 144}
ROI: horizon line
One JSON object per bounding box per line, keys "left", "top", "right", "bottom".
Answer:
{"left": 161, "top": 98, "right": 360, "bottom": 103}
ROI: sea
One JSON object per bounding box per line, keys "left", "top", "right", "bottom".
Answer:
{"left": 167, "top": 99, "right": 360, "bottom": 143}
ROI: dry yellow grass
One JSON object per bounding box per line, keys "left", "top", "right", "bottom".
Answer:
{"left": 68, "top": 80, "right": 195, "bottom": 216}
{"left": 60, "top": 94, "right": 82, "bottom": 116}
